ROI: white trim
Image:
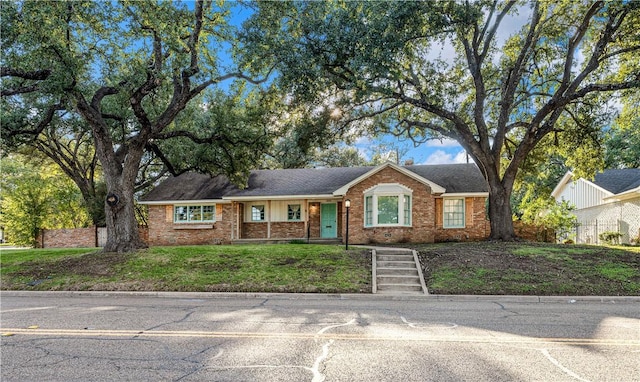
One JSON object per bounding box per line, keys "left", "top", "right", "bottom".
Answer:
{"left": 173, "top": 204, "right": 217, "bottom": 224}
{"left": 551, "top": 171, "right": 616, "bottom": 199}
{"left": 223, "top": 194, "right": 338, "bottom": 201}
{"left": 363, "top": 186, "right": 413, "bottom": 228}
{"left": 139, "top": 199, "right": 229, "bottom": 205}
{"left": 441, "top": 192, "right": 488, "bottom": 197}
{"left": 551, "top": 171, "right": 574, "bottom": 199}
{"left": 603, "top": 186, "right": 640, "bottom": 201}
{"left": 333, "top": 161, "right": 446, "bottom": 196}
{"left": 442, "top": 197, "right": 466, "bottom": 229}
{"left": 363, "top": 182, "right": 413, "bottom": 194}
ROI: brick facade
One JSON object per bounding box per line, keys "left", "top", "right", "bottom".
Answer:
{"left": 37, "top": 227, "right": 97, "bottom": 248}
{"left": 340, "top": 166, "right": 493, "bottom": 244}
{"left": 433, "top": 197, "right": 490, "bottom": 242}
{"left": 343, "top": 166, "right": 439, "bottom": 244}
{"left": 271, "top": 221, "right": 305, "bottom": 238}
{"left": 37, "top": 226, "right": 149, "bottom": 248}
{"left": 139, "top": 165, "right": 561, "bottom": 246}
{"left": 242, "top": 222, "right": 268, "bottom": 239}
{"left": 146, "top": 204, "right": 232, "bottom": 246}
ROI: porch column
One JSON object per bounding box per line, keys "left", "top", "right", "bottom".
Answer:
{"left": 267, "top": 200, "right": 271, "bottom": 239}
{"left": 304, "top": 199, "right": 308, "bottom": 240}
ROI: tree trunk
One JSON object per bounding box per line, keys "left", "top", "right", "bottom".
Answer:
{"left": 486, "top": 175, "right": 517, "bottom": 241}
{"left": 102, "top": 176, "right": 146, "bottom": 253}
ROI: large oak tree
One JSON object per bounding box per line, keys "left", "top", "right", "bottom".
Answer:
{"left": 241, "top": 0, "right": 640, "bottom": 240}
{"left": 2, "top": 1, "right": 271, "bottom": 252}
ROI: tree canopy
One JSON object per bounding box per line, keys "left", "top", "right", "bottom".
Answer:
{"left": 241, "top": 0, "right": 640, "bottom": 240}
{"left": 0, "top": 154, "right": 90, "bottom": 246}
{"left": 1, "top": 1, "right": 273, "bottom": 252}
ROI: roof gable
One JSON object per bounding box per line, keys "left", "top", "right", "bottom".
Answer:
{"left": 552, "top": 169, "right": 640, "bottom": 199}
{"left": 332, "top": 162, "right": 446, "bottom": 195}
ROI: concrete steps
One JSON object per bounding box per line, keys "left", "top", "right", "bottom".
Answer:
{"left": 373, "top": 249, "right": 428, "bottom": 295}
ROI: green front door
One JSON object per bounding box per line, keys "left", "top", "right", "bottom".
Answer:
{"left": 320, "top": 203, "right": 337, "bottom": 238}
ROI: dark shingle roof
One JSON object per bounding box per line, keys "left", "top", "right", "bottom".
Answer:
{"left": 140, "top": 172, "right": 237, "bottom": 201}
{"left": 592, "top": 168, "right": 640, "bottom": 194}
{"left": 405, "top": 163, "right": 488, "bottom": 193}
{"left": 225, "top": 166, "right": 373, "bottom": 197}
{"left": 140, "top": 163, "right": 488, "bottom": 202}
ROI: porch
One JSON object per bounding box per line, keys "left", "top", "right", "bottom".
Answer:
{"left": 232, "top": 200, "right": 345, "bottom": 241}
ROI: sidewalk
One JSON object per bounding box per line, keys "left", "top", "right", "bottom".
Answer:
{"left": 2, "top": 290, "right": 638, "bottom": 303}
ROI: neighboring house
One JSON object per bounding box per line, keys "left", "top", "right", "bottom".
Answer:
{"left": 551, "top": 169, "right": 640, "bottom": 244}
{"left": 138, "top": 162, "right": 490, "bottom": 246}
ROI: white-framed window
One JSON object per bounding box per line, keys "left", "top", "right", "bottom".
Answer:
{"left": 365, "top": 196, "right": 373, "bottom": 226}
{"left": 364, "top": 184, "right": 412, "bottom": 227}
{"left": 251, "top": 205, "right": 265, "bottom": 221}
{"left": 443, "top": 198, "right": 465, "bottom": 228}
{"left": 174, "top": 204, "right": 216, "bottom": 223}
{"left": 403, "top": 195, "right": 411, "bottom": 225}
{"left": 287, "top": 204, "right": 301, "bottom": 221}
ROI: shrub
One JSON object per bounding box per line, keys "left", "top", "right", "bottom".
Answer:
{"left": 599, "top": 231, "right": 623, "bottom": 245}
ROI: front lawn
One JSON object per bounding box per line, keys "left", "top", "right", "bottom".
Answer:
{"left": 0, "top": 244, "right": 371, "bottom": 293}
{"left": 415, "top": 242, "right": 640, "bottom": 296}
{"left": 2, "top": 242, "right": 639, "bottom": 296}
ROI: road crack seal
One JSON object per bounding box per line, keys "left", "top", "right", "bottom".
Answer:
{"left": 310, "top": 318, "right": 356, "bottom": 382}
{"left": 309, "top": 340, "right": 333, "bottom": 382}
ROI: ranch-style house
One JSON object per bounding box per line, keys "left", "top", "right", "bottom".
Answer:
{"left": 138, "top": 162, "right": 491, "bottom": 245}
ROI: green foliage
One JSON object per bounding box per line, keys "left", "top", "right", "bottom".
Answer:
{"left": 518, "top": 193, "right": 577, "bottom": 240}
{"left": 0, "top": 155, "right": 90, "bottom": 246}
{"left": 1, "top": 1, "right": 277, "bottom": 252}
{"left": 605, "top": 98, "right": 640, "bottom": 168}
{"left": 599, "top": 231, "right": 624, "bottom": 245}
{"left": 242, "top": 1, "right": 640, "bottom": 240}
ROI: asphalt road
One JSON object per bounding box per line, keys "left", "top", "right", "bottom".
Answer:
{"left": 1, "top": 292, "right": 639, "bottom": 381}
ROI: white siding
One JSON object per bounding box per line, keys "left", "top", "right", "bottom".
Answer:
{"left": 270, "top": 200, "right": 306, "bottom": 222}
{"left": 244, "top": 200, "right": 306, "bottom": 222}
{"left": 558, "top": 178, "right": 611, "bottom": 210}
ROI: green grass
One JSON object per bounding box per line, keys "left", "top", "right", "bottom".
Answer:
{"left": 416, "top": 242, "right": 640, "bottom": 296}
{"left": 3, "top": 242, "right": 639, "bottom": 295}
{"left": 0, "top": 244, "right": 371, "bottom": 293}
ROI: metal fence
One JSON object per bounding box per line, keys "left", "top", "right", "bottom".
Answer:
{"left": 572, "top": 220, "right": 623, "bottom": 244}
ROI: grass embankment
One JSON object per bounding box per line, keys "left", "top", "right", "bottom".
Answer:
{"left": 2, "top": 242, "right": 639, "bottom": 295}
{"left": 416, "top": 242, "right": 640, "bottom": 296}
{"left": 0, "top": 245, "right": 371, "bottom": 293}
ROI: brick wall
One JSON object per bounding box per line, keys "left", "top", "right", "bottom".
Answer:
{"left": 343, "top": 166, "right": 438, "bottom": 244}
{"left": 434, "top": 197, "right": 490, "bottom": 242}
{"left": 242, "top": 222, "right": 268, "bottom": 239}
{"left": 37, "top": 226, "right": 150, "bottom": 248}
{"left": 147, "top": 204, "right": 232, "bottom": 246}
{"left": 271, "top": 222, "right": 305, "bottom": 238}
{"left": 309, "top": 202, "right": 321, "bottom": 238}
{"left": 37, "top": 227, "right": 97, "bottom": 248}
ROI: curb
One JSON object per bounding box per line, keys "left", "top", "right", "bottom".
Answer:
{"left": 2, "top": 290, "right": 639, "bottom": 303}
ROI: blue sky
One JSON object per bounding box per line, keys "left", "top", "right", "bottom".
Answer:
{"left": 353, "top": 136, "right": 470, "bottom": 165}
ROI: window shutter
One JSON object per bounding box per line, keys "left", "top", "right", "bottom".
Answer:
{"left": 166, "top": 205, "right": 173, "bottom": 222}
{"left": 465, "top": 198, "right": 473, "bottom": 226}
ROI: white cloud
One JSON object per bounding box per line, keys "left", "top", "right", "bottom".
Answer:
{"left": 423, "top": 149, "right": 469, "bottom": 165}
{"left": 425, "top": 138, "right": 462, "bottom": 148}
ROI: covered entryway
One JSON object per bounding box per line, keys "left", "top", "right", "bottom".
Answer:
{"left": 320, "top": 203, "right": 337, "bottom": 238}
